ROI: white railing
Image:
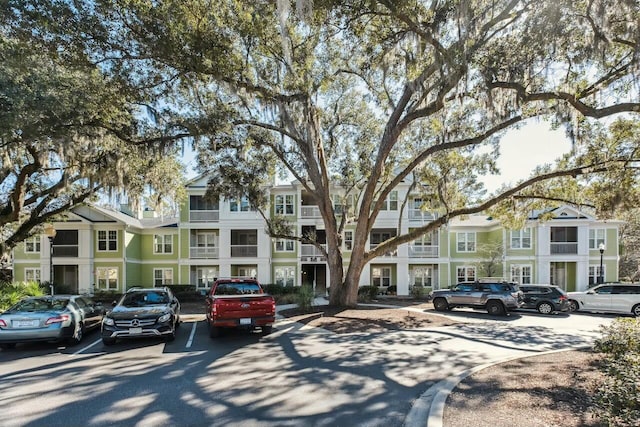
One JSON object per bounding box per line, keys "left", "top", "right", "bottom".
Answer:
{"left": 189, "top": 247, "right": 219, "bottom": 259}
{"left": 189, "top": 210, "right": 219, "bottom": 222}
{"left": 408, "top": 246, "right": 439, "bottom": 258}
{"left": 408, "top": 209, "right": 437, "bottom": 222}
{"left": 300, "top": 206, "right": 322, "bottom": 218}
{"left": 369, "top": 244, "right": 398, "bottom": 257}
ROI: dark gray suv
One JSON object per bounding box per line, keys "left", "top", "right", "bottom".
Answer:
{"left": 430, "top": 281, "right": 524, "bottom": 316}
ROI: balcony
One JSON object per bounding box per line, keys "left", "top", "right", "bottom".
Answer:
{"left": 189, "top": 210, "right": 219, "bottom": 222}
{"left": 550, "top": 242, "right": 578, "bottom": 254}
{"left": 189, "top": 247, "right": 219, "bottom": 259}
{"left": 301, "top": 244, "right": 326, "bottom": 261}
{"left": 408, "top": 245, "right": 439, "bottom": 258}
{"left": 230, "top": 245, "right": 258, "bottom": 257}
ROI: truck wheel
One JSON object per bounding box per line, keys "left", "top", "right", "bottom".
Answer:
{"left": 433, "top": 298, "right": 449, "bottom": 312}
{"left": 261, "top": 325, "right": 273, "bottom": 335}
{"left": 209, "top": 325, "right": 220, "bottom": 338}
{"left": 486, "top": 300, "right": 505, "bottom": 316}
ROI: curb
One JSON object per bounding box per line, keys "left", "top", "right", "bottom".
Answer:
{"left": 404, "top": 345, "right": 592, "bottom": 427}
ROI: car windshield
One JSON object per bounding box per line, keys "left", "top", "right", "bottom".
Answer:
{"left": 215, "top": 283, "right": 262, "bottom": 295}
{"left": 10, "top": 298, "right": 69, "bottom": 312}
{"left": 121, "top": 291, "right": 170, "bottom": 307}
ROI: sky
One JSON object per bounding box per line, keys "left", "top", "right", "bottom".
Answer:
{"left": 181, "top": 120, "right": 574, "bottom": 192}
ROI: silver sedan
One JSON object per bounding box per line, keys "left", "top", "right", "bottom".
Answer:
{"left": 0, "top": 295, "right": 104, "bottom": 349}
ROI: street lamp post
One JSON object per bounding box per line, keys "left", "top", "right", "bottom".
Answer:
{"left": 44, "top": 224, "right": 57, "bottom": 295}
{"left": 598, "top": 243, "right": 606, "bottom": 285}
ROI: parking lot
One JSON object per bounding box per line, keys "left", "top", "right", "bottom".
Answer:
{"left": 0, "top": 308, "right": 617, "bottom": 427}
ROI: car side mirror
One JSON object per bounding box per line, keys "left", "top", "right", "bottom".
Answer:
{"left": 112, "top": 300, "right": 117, "bottom": 307}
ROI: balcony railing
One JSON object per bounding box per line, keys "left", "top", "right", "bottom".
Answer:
{"left": 52, "top": 245, "right": 78, "bottom": 257}
{"left": 369, "top": 244, "right": 398, "bottom": 257}
{"left": 300, "top": 244, "right": 326, "bottom": 261}
{"left": 408, "top": 246, "right": 439, "bottom": 258}
{"left": 550, "top": 242, "right": 578, "bottom": 254}
{"left": 230, "top": 245, "right": 258, "bottom": 257}
{"left": 408, "top": 210, "right": 437, "bottom": 222}
{"left": 300, "top": 206, "right": 321, "bottom": 218}
{"left": 189, "top": 247, "right": 219, "bottom": 259}
{"left": 189, "top": 210, "right": 219, "bottom": 222}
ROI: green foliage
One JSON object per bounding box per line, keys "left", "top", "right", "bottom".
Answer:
{"left": 263, "top": 283, "right": 299, "bottom": 296}
{"left": 0, "top": 281, "right": 45, "bottom": 311}
{"left": 410, "top": 285, "right": 431, "bottom": 300}
{"left": 295, "top": 285, "right": 315, "bottom": 311}
{"left": 357, "top": 285, "right": 379, "bottom": 301}
{"left": 594, "top": 318, "right": 640, "bottom": 427}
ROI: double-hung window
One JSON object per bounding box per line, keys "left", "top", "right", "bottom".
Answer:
{"left": 510, "top": 265, "right": 532, "bottom": 284}
{"left": 25, "top": 236, "right": 41, "bottom": 253}
{"left": 154, "top": 268, "right": 174, "bottom": 286}
{"left": 96, "top": 267, "right": 119, "bottom": 290}
{"left": 98, "top": 230, "right": 117, "bottom": 251}
{"left": 154, "top": 235, "right": 173, "bottom": 254}
{"left": 457, "top": 266, "right": 476, "bottom": 282}
{"left": 275, "top": 266, "right": 296, "bottom": 286}
{"left": 456, "top": 232, "right": 476, "bottom": 252}
{"left": 275, "top": 239, "right": 295, "bottom": 252}
{"left": 275, "top": 195, "right": 294, "bottom": 215}
{"left": 511, "top": 228, "right": 532, "bottom": 249}
{"left": 589, "top": 229, "right": 606, "bottom": 250}
{"left": 25, "top": 268, "right": 41, "bottom": 283}
{"left": 343, "top": 231, "right": 353, "bottom": 251}
{"left": 380, "top": 191, "right": 398, "bottom": 211}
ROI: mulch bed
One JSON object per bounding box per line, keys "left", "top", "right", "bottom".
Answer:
{"left": 278, "top": 305, "right": 459, "bottom": 334}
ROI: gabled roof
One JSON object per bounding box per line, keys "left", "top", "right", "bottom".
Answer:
{"left": 72, "top": 205, "right": 178, "bottom": 230}
{"left": 529, "top": 205, "right": 594, "bottom": 221}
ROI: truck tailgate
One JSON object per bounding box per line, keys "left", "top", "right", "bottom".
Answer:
{"left": 213, "top": 295, "right": 275, "bottom": 318}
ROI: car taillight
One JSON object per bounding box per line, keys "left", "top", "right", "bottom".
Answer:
{"left": 45, "top": 314, "right": 70, "bottom": 325}
{"left": 559, "top": 295, "right": 567, "bottom": 301}
{"left": 0, "top": 319, "right": 6, "bottom": 327}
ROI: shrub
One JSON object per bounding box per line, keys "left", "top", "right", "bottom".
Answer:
{"left": 295, "top": 285, "right": 314, "bottom": 311}
{"left": 410, "top": 285, "right": 431, "bottom": 300}
{"left": 0, "top": 281, "right": 45, "bottom": 311}
{"left": 357, "top": 285, "right": 380, "bottom": 301}
{"left": 594, "top": 318, "right": 640, "bottom": 427}
{"left": 387, "top": 285, "right": 397, "bottom": 294}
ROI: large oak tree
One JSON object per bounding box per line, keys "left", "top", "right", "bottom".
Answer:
{"left": 9, "top": 0, "right": 640, "bottom": 305}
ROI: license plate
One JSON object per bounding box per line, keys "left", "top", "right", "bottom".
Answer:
{"left": 13, "top": 320, "right": 39, "bottom": 328}
{"left": 239, "top": 318, "right": 251, "bottom": 325}
{"left": 129, "top": 327, "right": 143, "bottom": 334}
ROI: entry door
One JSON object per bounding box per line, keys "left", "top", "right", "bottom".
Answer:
{"left": 551, "top": 263, "right": 566, "bottom": 291}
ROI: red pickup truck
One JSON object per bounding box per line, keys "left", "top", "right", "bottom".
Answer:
{"left": 205, "top": 278, "right": 276, "bottom": 338}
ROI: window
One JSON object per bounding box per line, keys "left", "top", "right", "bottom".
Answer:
{"left": 275, "top": 266, "right": 296, "bottom": 286}
{"left": 229, "top": 196, "right": 253, "bottom": 212}
{"left": 96, "top": 267, "right": 119, "bottom": 290}
{"left": 589, "top": 229, "right": 606, "bottom": 250}
{"left": 154, "top": 234, "right": 173, "bottom": 254}
{"left": 456, "top": 232, "right": 476, "bottom": 252}
{"left": 589, "top": 265, "right": 605, "bottom": 286}
{"left": 457, "top": 266, "right": 476, "bottom": 282}
{"left": 412, "top": 267, "right": 432, "bottom": 287}
{"left": 275, "top": 239, "right": 295, "bottom": 252}
{"left": 237, "top": 266, "right": 257, "bottom": 278}
{"left": 372, "top": 266, "right": 392, "bottom": 287}
{"left": 275, "top": 195, "right": 294, "bottom": 215}
{"left": 25, "top": 268, "right": 41, "bottom": 283}
{"left": 380, "top": 191, "right": 398, "bottom": 211}
{"left": 510, "top": 265, "right": 532, "bottom": 284}
{"left": 511, "top": 228, "right": 532, "bottom": 249}
{"left": 25, "top": 236, "right": 41, "bottom": 253}
{"left": 344, "top": 231, "right": 353, "bottom": 251}
{"left": 97, "top": 230, "right": 117, "bottom": 251}
{"left": 154, "top": 268, "right": 173, "bottom": 286}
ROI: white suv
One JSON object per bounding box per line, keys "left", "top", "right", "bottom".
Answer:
{"left": 567, "top": 284, "right": 640, "bottom": 317}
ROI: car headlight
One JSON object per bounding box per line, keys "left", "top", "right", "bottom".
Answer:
{"left": 103, "top": 317, "right": 115, "bottom": 326}
{"left": 158, "top": 313, "right": 172, "bottom": 323}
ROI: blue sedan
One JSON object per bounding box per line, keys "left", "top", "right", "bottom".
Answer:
{"left": 0, "top": 295, "right": 104, "bottom": 349}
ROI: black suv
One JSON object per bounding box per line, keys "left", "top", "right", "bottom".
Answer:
{"left": 430, "top": 281, "right": 524, "bottom": 316}
{"left": 101, "top": 287, "right": 181, "bottom": 345}
{"left": 519, "top": 284, "right": 569, "bottom": 314}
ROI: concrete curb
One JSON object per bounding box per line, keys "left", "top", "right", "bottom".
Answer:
{"left": 404, "top": 345, "right": 592, "bottom": 427}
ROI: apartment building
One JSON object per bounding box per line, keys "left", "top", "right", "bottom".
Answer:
{"left": 12, "top": 175, "right": 621, "bottom": 296}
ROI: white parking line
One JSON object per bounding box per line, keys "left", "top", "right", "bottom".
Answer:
{"left": 186, "top": 322, "right": 197, "bottom": 348}
{"left": 71, "top": 338, "right": 102, "bottom": 356}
